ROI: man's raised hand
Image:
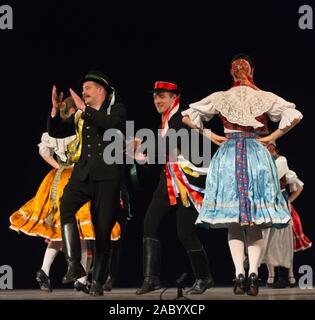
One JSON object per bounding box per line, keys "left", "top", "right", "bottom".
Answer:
{"left": 69, "top": 88, "right": 86, "bottom": 111}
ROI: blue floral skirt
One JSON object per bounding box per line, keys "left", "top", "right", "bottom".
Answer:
{"left": 197, "top": 132, "right": 291, "bottom": 228}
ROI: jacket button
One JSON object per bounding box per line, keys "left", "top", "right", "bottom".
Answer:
{"left": 87, "top": 154, "right": 91, "bottom": 158}
{"left": 98, "top": 153, "right": 102, "bottom": 156}
{"left": 87, "top": 135, "right": 90, "bottom": 138}
{"left": 98, "top": 143, "right": 101, "bottom": 147}
{"left": 96, "top": 134, "right": 100, "bottom": 137}
{"left": 87, "top": 144, "right": 91, "bottom": 148}
{"left": 86, "top": 126, "right": 90, "bottom": 130}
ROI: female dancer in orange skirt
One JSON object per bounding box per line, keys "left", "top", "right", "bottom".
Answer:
{"left": 9, "top": 97, "right": 95, "bottom": 292}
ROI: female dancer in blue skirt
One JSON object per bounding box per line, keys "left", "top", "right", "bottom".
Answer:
{"left": 182, "top": 54, "right": 303, "bottom": 296}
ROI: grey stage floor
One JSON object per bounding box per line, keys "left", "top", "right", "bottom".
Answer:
{"left": 0, "top": 287, "right": 315, "bottom": 300}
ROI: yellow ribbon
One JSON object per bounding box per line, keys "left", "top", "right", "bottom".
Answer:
{"left": 175, "top": 176, "right": 189, "bottom": 207}
{"left": 173, "top": 164, "right": 200, "bottom": 207}
{"left": 180, "top": 164, "right": 200, "bottom": 178}
{"left": 67, "top": 111, "right": 84, "bottom": 163}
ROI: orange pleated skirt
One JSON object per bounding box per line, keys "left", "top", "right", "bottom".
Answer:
{"left": 10, "top": 167, "right": 122, "bottom": 241}
{"left": 9, "top": 167, "right": 95, "bottom": 240}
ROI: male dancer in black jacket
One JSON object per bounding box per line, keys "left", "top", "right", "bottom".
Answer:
{"left": 135, "top": 81, "right": 213, "bottom": 295}
{"left": 48, "top": 70, "right": 126, "bottom": 296}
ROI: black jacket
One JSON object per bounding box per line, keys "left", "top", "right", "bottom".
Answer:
{"left": 48, "top": 99, "right": 126, "bottom": 181}
{"left": 152, "top": 110, "right": 206, "bottom": 196}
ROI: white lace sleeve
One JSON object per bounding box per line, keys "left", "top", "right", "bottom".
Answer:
{"left": 293, "top": 178, "right": 304, "bottom": 191}
{"left": 275, "top": 156, "right": 289, "bottom": 179}
{"left": 286, "top": 169, "right": 304, "bottom": 192}
{"left": 267, "top": 95, "right": 303, "bottom": 129}
{"left": 182, "top": 94, "right": 219, "bottom": 129}
{"left": 38, "top": 132, "right": 56, "bottom": 158}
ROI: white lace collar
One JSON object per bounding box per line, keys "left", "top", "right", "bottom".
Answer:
{"left": 211, "top": 86, "right": 278, "bottom": 128}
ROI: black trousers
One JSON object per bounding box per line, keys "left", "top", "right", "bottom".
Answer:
{"left": 60, "top": 176, "right": 120, "bottom": 283}
{"left": 143, "top": 178, "right": 202, "bottom": 251}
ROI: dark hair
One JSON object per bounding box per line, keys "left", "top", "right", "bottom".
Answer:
{"left": 231, "top": 53, "right": 254, "bottom": 68}
{"left": 60, "top": 96, "right": 76, "bottom": 118}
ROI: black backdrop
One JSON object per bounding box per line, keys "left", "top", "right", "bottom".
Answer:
{"left": 0, "top": 0, "right": 314, "bottom": 289}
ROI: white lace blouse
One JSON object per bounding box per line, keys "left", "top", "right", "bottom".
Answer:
{"left": 38, "top": 132, "right": 76, "bottom": 163}
{"left": 182, "top": 86, "right": 303, "bottom": 132}
{"left": 275, "top": 156, "right": 304, "bottom": 192}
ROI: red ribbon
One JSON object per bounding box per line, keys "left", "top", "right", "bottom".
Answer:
{"left": 233, "top": 79, "right": 258, "bottom": 90}
{"left": 172, "top": 163, "right": 203, "bottom": 206}
{"left": 166, "top": 164, "right": 177, "bottom": 205}
{"left": 166, "top": 162, "right": 203, "bottom": 207}
{"left": 161, "top": 95, "right": 180, "bottom": 131}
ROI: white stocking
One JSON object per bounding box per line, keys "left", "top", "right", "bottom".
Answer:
{"left": 41, "top": 240, "right": 62, "bottom": 276}
{"left": 228, "top": 239, "right": 245, "bottom": 277}
{"left": 248, "top": 239, "right": 264, "bottom": 276}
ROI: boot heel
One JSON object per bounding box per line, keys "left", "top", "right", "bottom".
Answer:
{"left": 186, "top": 247, "right": 213, "bottom": 294}
{"left": 136, "top": 277, "right": 160, "bottom": 295}
{"left": 186, "top": 277, "right": 214, "bottom": 294}
{"left": 62, "top": 262, "right": 86, "bottom": 284}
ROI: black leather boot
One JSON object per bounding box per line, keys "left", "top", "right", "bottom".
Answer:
{"left": 61, "top": 223, "right": 86, "bottom": 284}
{"left": 90, "top": 246, "right": 109, "bottom": 296}
{"left": 103, "top": 240, "right": 121, "bottom": 292}
{"left": 136, "top": 238, "right": 161, "bottom": 295}
{"left": 186, "top": 247, "right": 214, "bottom": 294}
{"left": 273, "top": 267, "right": 290, "bottom": 289}
{"left": 103, "top": 276, "right": 113, "bottom": 292}
{"left": 90, "top": 280, "right": 104, "bottom": 296}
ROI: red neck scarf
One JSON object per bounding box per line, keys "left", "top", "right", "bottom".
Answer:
{"left": 161, "top": 95, "right": 180, "bottom": 137}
